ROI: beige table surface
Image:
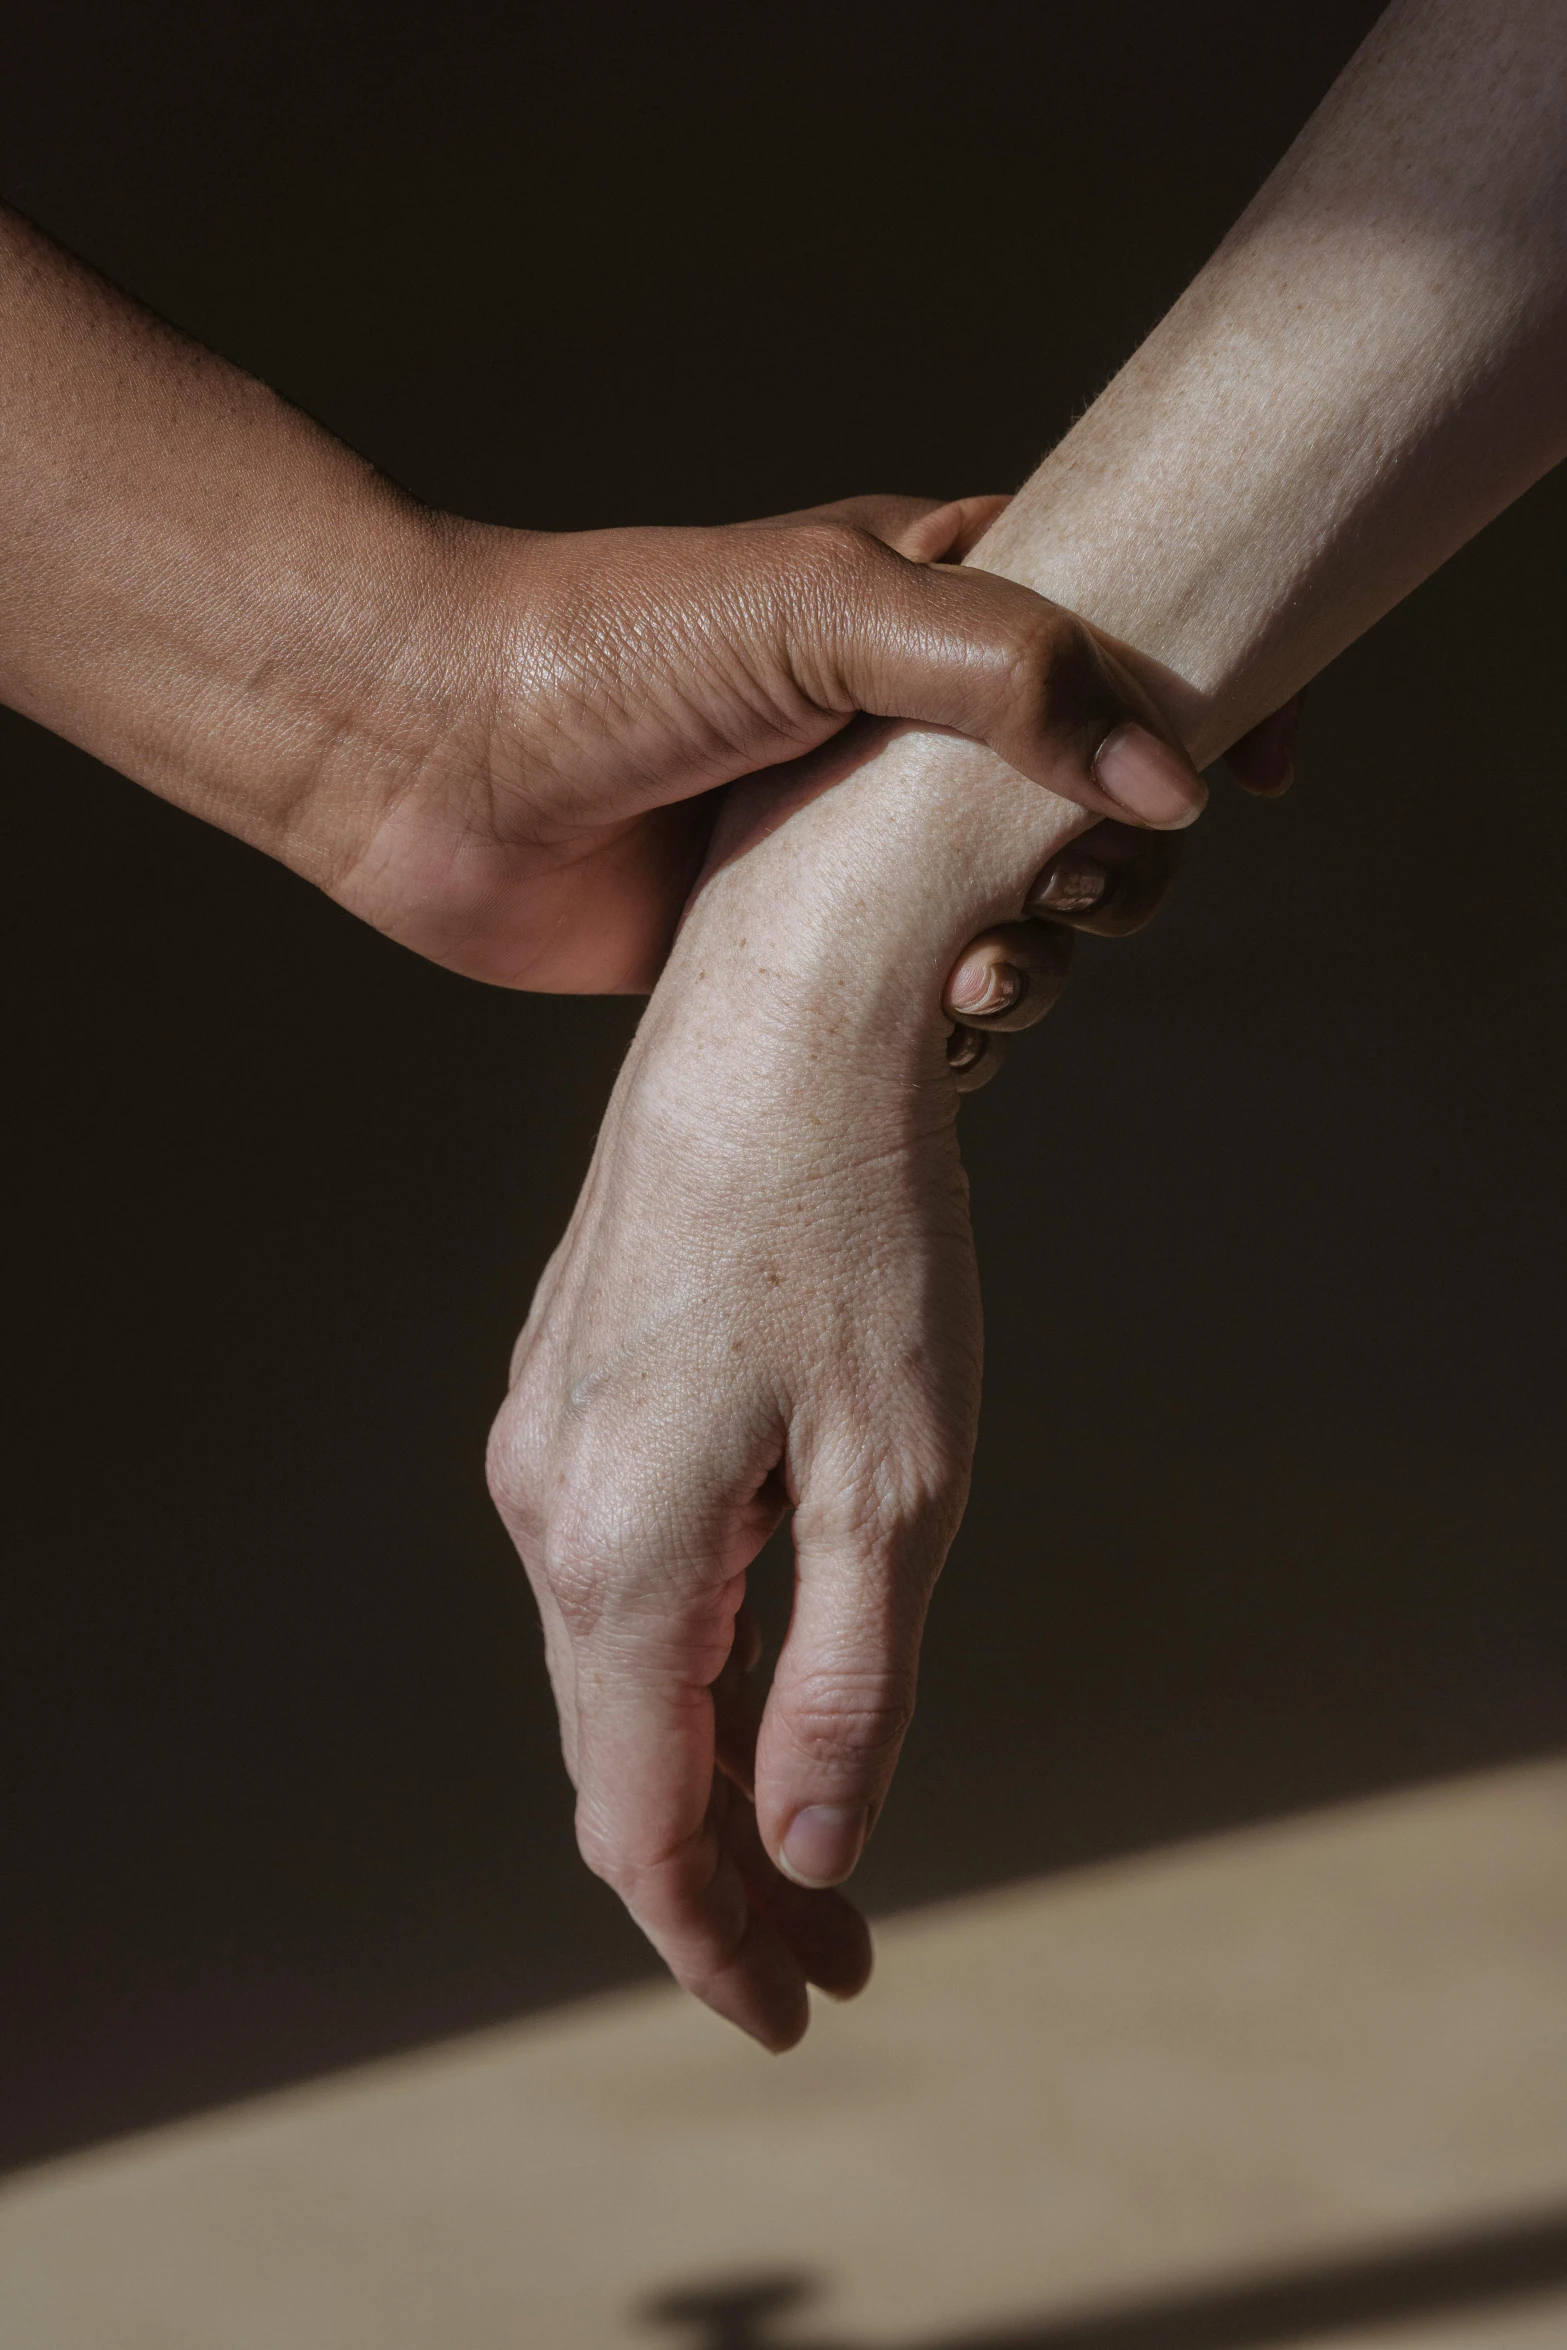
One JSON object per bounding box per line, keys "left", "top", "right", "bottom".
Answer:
{"left": 2, "top": 1761, "right": 1565, "bottom": 2350}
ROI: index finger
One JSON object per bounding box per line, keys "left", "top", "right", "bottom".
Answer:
{"left": 761, "top": 491, "right": 1012, "bottom": 564}
{"left": 1023, "top": 819, "right": 1185, "bottom": 937}
{"left": 566, "top": 1595, "right": 815, "bottom": 2050}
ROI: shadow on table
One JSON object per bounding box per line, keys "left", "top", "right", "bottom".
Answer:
{"left": 641, "top": 2202, "right": 1567, "bottom": 2349}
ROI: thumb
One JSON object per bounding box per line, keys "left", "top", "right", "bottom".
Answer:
{"left": 787, "top": 524, "right": 1207, "bottom": 832}
{"left": 751, "top": 1482, "right": 954, "bottom": 1891}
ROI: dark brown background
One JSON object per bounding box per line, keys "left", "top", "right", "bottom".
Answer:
{"left": 4, "top": 0, "right": 1563, "bottom": 2172}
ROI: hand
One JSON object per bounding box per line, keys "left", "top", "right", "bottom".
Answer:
{"left": 329, "top": 493, "right": 1207, "bottom": 991}
{"left": 483, "top": 612, "right": 1292, "bottom": 2044}
{"left": 939, "top": 814, "right": 1187, "bottom": 1088}
{"left": 935, "top": 694, "right": 1303, "bottom": 1086}
{"left": 486, "top": 850, "right": 981, "bottom": 2047}
{"left": 484, "top": 604, "right": 1280, "bottom": 2046}
{"left": 484, "top": 657, "right": 1185, "bottom": 2043}
{"left": 0, "top": 205, "right": 1204, "bottom": 999}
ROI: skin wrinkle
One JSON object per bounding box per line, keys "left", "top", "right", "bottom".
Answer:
{"left": 485, "top": 0, "right": 1567, "bottom": 2047}
{"left": 6, "top": 197, "right": 1122, "bottom": 992}
{"left": 3, "top": 8, "right": 1555, "bottom": 2050}
{"left": 562, "top": 1281, "right": 734, "bottom": 1412}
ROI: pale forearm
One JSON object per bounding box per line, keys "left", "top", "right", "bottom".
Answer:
{"left": 690, "top": 0, "right": 1567, "bottom": 1024}
{"left": 978, "top": 0, "right": 1567, "bottom": 765}
{"left": 499, "top": 0, "right": 1567, "bottom": 2040}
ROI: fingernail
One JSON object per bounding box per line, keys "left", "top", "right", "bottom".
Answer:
{"left": 1025, "top": 856, "right": 1108, "bottom": 918}
{"left": 780, "top": 1803, "right": 869, "bottom": 1888}
{"left": 1093, "top": 721, "right": 1206, "bottom": 828}
{"left": 946, "top": 1025, "right": 987, "bottom": 1072}
{"left": 947, "top": 958, "right": 1021, "bottom": 1017}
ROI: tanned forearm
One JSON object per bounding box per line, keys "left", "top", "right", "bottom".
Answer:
{"left": 0, "top": 202, "right": 1214, "bottom": 994}
{"left": 0, "top": 202, "right": 468, "bottom": 885}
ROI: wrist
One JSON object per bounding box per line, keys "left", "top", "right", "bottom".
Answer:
{"left": 683, "top": 726, "right": 1092, "bottom": 1062}
{"left": 612, "top": 721, "right": 1094, "bottom": 1177}
{"left": 603, "top": 731, "right": 1068, "bottom": 1258}
{"left": 0, "top": 302, "right": 496, "bottom": 885}
{"left": 230, "top": 499, "right": 506, "bottom": 892}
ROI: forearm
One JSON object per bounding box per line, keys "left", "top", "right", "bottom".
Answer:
{"left": 0, "top": 203, "right": 472, "bottom": 882}
{"left": 498, "top": 0, "right": 1567, "bottom": 2035}
{"left": 689, "top": 0, "right": 1567, "bottom": 1028}
{"left": 0, "top": 200, "right": 1203, "bottom": 994}
{"left": 978, "top": 0, "right": 1567, "bottom": 764}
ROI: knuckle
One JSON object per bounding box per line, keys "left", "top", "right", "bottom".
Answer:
{"left": 485, "top": 1392, "right": 548, "bottom": 1546}
{"left": 1001, "top": 601, "right": 1079, "bottom": 691}
{"left": 536, "top": 1479, "right": 705, "bottom": 1641}
{"left": 574, "top": 1786, "right": 687, "bottom": 1901}
{"left": 573, "top": 1811, "right": 748, "bottom": 1987}
{"left": 535, "top": 1474, "right": 669, "bottom": 1634}
{"left": 486, "top": 1338, "right": 679, "bottom": 1628}
{"left": 853, "top": 494, "right": 946, "bottom": 556}
{"left": 542, "top": 1541, "right": 609, "bottom": 1639}
{"left": 485, "top": 1299, "right": 572, "bottom": 1534}
{"left": 848, "top": 1438, "right": 974, "bottom": 1562}
{"left": 786, "top": 1665, "right": 916, "bottom": 1765}
{"left": 485, "top": 1411, "right": 611, "bottom": 1632}
{"left": 789, "top": 518, "right": 880, "bottom": 600}
{"left": 1001, "top": 599, "right": 1101, "bottom": 696}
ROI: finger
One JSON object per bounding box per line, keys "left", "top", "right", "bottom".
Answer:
{"left": 1022, "top": 819, "right": 1185, "bottom": 939}
{"left": 946, "top": 1024, "right": 1009, "bottom": 1091}
{"left": 723, "top": 1778, "right": 874, "bottom": 1999}
{"left": 1224, "top": 693, "right": 1304, "bottom": 796}
{"left": 792, "top": 529, "right": 1207, "bottom": 830}
{"left": 566, "top": 1589, "right": 810, "bottom": 2050}
{"left": 943, "top": 922, "right": 1074, "bottom": 1033}
{"left": 858, "top": 493, "right": 1011, "bottom": 564}
{"left": 939, "top": 820, "right": 1183, "bottom": 1047}
{"left": 767, "top": 492, "right": 1009, "bottom": 565}
{"left": 709, "top": 1623, "right": 875, "bottom": 1997}
{"left": 752, "top": 1489, "right": 952, "bottom": 1894}
{"left": 939, "top": 494, "right": 1013, "bottom": 561}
